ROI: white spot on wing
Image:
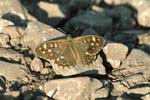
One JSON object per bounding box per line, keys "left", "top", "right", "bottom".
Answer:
{"left": 42, "top": 51, "right": 46, "bottom": 54}
{"left": 92, "top": 37, "right": 96, "bottom": 42}
{"left": 91, "top": 43, "right": 94, "bottom": 46}
{"left": 54, "top": 43, "right": 58, "bottom": 47}
{"left": 48, "top": 49, "right": 52, "bottom": 52}
{"left": 43, "top": 44, "right": 47, "bottom": 49}
{"left": 60, "top": 56, "right": 64, "bottom": 59}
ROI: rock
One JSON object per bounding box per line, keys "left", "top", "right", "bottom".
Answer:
{"left": 0, "top": 18, "right": 14, "bottom": 33}
{"left": 0, "top": 0, "right": 36, "bottom": 26}
{"left": 132, "top": 0, "right": 150, "bottom": 27}
{"left": 103, "top": 43, "right": 128, "bottom": 69}
{"left": 138, "top": 32, "right": 150, "bottom": 45}
{"left": 64, "top": 11, "right": 112, "bottom": 34}
{"left": 0, "top": 60, "right": 27, "bottom": 81}
{"left": 0, "top": 34, "right": 10, "bottom": 47}
{"left": 44, "top": 77, "right": 108, "bottom": 100}
{"left": 126, "top": 83, "right": 150, "bottom": 99}
{"left": 38, "top": 1, "right": 66, "bottom": 26}
{"left": 30, "top": 57, "right": 44, "bottom": 72}
{"left": 22, "top": 21, "right": 65, "bottom": 50}
{"left": 0, "top": 47, "right": 27, "bottom": 64}
{"left": 2, "top": 26, "right": 25, "bottom": 38}
{"left": 0, "top": 91, "right": 20, "bottom": 100}
{"left": 112, "top": 49, "right": 150, "bottom": 87}
{"left": 141, "top": 94, "right": 150, "bottom": 100}
{"left": 51, "top": 55, "right": 106, "bottom": 76}
{"left": 137, "top": 32, "right": 150, "bottom": 53}
{"left": 104, "top": 0, "right": 131, "bottom": 5}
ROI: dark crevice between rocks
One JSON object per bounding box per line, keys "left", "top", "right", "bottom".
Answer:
{"left": 0, "top": 57, "right": 23, "bottom": 65}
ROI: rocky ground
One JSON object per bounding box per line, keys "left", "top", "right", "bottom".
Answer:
{"left": 0, "top": 0, "right": 150, "bottom": 100}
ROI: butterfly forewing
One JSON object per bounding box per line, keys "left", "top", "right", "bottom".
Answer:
{"left": 35, "top": 39, "right": 76, "bottom": 67}
{"left": 72, "top": 35, "right": 105, "bottom": 66}
{"left": 74, "top": 35, "right": 105, "bottom": 54}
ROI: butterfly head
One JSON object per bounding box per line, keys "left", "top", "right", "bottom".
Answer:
{"left": 67, "top": 35, "right": 73, "bottom": 42}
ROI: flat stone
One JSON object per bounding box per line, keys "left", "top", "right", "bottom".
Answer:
{"left": 103, "top": 43, "right": 128, "bottom": 69}
{"left": 112, "top": 49, "right": 150, "bottom": 87}
{"left": 0, "top": 60, "right": 27, "bottom": 81}
{"left": 127, "top": 84, "right": 150, "bottom": 95}
{"left": 51, "top": 55, "right": 106, "bottom": 76}
{"left": 22, "top": 21, "right": 65, "bottom": 50}
{"left": 0, "top": 47, "right": 26, "bottom": 64}
{"left": 44, "top": 77, "right": 107, "bottom": 100}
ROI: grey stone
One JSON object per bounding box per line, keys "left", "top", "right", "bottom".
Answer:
{"left": 22, "top": 21, "right": 65, "bottom": 50}
{"left": 44, "top": 77, "right": 107, "bottom": 100}
{"left": 112, "top": 49, "right": 150, "bottom": 87}
{"left": 0, "top": 60, "right": 27, "bottom": 81}
{"left": 103, "top": 43, "right": 128, "bottom": 69}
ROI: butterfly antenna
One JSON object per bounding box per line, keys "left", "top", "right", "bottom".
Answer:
{"left": 57, "top": 28, "right": 66, "bottom": 34}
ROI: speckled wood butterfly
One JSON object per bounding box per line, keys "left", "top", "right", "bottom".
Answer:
{"left": 35, "top": 35, "right": 105, "bottom": 68}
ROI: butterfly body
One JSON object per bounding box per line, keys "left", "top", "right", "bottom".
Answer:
{"left": 35, "top": 35, "right": 105, "bottom": 68}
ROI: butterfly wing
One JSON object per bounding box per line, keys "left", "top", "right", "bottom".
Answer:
{"left": 35, "top": 39, "right": 76, "bottom": 67}
{"left": 73, "top": 35, "right": 105, "bottom": 65}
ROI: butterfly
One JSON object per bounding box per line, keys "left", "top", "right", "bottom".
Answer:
{"left": 35, "top": 35, "right": 105, "bottom": 68}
